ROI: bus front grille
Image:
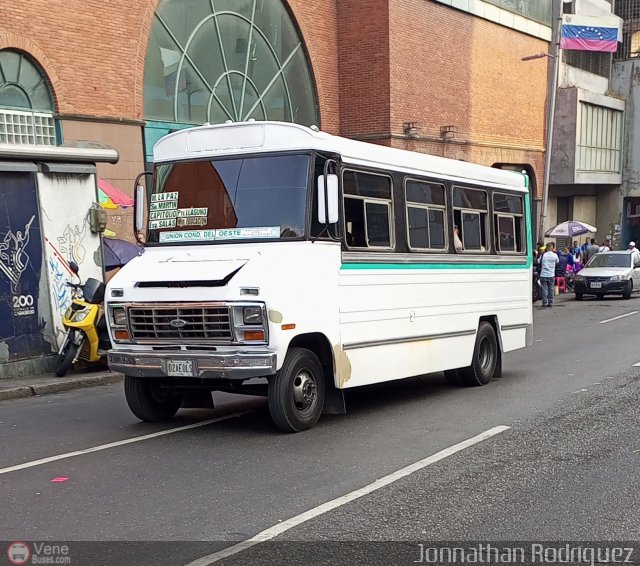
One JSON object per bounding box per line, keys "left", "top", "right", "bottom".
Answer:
{"left": 128, "top": 305, "right": 232, "bottom": 343}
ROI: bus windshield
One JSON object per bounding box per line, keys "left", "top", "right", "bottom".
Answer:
{"left": 147, "top": 154, "right": 310, "bottom": 244}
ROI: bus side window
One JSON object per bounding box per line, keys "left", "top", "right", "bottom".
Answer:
{"left": 343, "top": 170, "right": 393, "bottom": 249}
{"left": 493, "top": 193, "right": 525, "bottom": 253}
{"left": 452, "top": 187, "right": 488, "bottom": 252}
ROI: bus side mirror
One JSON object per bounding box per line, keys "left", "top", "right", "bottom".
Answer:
{"left": 317, "top": 174, "right": 339, "bottom": 224}
{"left": 135, "top": 184, "right": 145, "bottom": 232}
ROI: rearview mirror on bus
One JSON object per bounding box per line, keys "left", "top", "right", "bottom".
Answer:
{"left": 317, "top": 174, "right": 339, "bottom": 224}
{"left": 135, "top": 184, "right": 145, "bottom": 232}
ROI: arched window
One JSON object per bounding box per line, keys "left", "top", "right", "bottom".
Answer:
{"left": 143, "top": 0, "right": 319, "bottom": 160}
{"left": 0, "top": 50, "right": 57, "bottom": 145}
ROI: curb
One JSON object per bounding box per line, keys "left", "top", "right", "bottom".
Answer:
{"left": 0, "top": 372, "right": 123, "bottom": 401}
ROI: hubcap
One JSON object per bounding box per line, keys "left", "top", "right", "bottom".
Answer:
{"left": 292, "top": 370, "right": 317, "bottom": 413}
{"left": 478, "top": 337, "right": 493, "bottom": 373}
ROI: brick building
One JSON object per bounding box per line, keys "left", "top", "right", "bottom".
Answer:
{"left": 0, "top": 1, "right": 550, "bottom": 374}
{"left": 0, "top": 0, "right": 549, "bottom": 203}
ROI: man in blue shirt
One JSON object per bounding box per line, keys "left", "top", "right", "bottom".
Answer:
{"left": 540, "top": 241, "right": 559, "bottom": 307}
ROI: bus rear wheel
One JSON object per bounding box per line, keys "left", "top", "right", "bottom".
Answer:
{"left": 460, "top": 322, "right": 498, "bottom": 387}
{"left": 268, "top": 348, "right": 325, "bottom": 433}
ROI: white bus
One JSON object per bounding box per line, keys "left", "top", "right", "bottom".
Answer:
{"left": 106, "top": 121, "right": 533, "bottom": 432}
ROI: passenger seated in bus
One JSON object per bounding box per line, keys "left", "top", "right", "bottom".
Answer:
{"left": 453, "top": 225, "right": 463, "bottom": 251}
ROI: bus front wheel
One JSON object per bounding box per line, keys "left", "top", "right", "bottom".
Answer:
{"left": 460, "top": 322, "right": 498, "bottom": 387}
{"left": 268, "top": 348, "right": 325, "bottom": 432}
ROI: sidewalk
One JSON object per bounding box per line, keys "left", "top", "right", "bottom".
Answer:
{"left": 0, "top": 370, "right": 123, "bottom": 401}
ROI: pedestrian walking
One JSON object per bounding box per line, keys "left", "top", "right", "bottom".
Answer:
{"left": 599, "top": 239, "right": 611, "bottom": 252}
{"left": 584, "top": 238, "right": 600, "bottom": 265}
{"left": 540, "top": 242, "right": 559, "bottom": 308}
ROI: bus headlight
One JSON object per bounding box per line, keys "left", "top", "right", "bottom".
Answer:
{"left": 243, "top": 306, "right": 264, "bottom": 325}
{"left": 111, "top": 307, "right": 127, "bottom": 326}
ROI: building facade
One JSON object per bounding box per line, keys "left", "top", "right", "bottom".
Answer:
{"left": 612, "top": 0, "right": 640, "bottom": 246}
{"left": 547, "top": 0, "right": 624, "bottom": 250}
{"left": 0, "top": 0, "right": 550, "bottom": 374}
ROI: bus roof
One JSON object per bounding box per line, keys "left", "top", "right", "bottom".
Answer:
{"left": 153, "top": 121, "right": 527, "bottom": 192}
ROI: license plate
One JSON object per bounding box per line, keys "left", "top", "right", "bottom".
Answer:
{"left": 166, "top": 359, "right": 194, "bottom": 377}
{"left": 590, "top": 282, "right": 602, "bottom": 289}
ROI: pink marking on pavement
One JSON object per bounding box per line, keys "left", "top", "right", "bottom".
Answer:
{"left": 50, "top": 477, "right": 69, "bottom": 483}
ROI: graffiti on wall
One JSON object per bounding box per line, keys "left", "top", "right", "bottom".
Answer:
{"left": 0, "top": 172, "right": 49, "bottom": 361}
{"left": 44, "top": 237, "right": 76, "bottom": 317}
{"left": 57, "top": 222, "right": 88, "bottom": 264}
{"left": 0, "top": 215, "right": 35, "bottom": 295}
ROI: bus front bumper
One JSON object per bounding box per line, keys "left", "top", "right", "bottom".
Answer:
{"left": 108, "top": 349, "right": 277, "bottom": 380}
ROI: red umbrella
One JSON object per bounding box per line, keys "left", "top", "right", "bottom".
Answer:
{"left": 97, "top": 179, "right": 134, "bottom": 207}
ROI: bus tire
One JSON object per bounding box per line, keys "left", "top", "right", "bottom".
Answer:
{"left": 124, "top": 376, "right": 182, "bottom": 422}
{"left": 460, "top": 322, "right": 498, "bottom": 387}
{"left": 268, "top": 348, "right": 325, "bottom": 432}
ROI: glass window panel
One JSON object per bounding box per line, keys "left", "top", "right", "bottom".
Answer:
{"left": 29, "top": 80, "right": 53, "bottom": 112}
{"left": 150, "top": 155, "right": 309, "bottom": 241}
{"left": 144, "top": 0, "right": 318, "bottom": 127}
{"left": 260, "top": 75, "right": 289, "bottom": 122}
{"left": 143, "top": 21, "right": 186, "bottom": 121}
{"left": 345, "top": 198, "right": 366, "bottom": 247}
{"left": 0, "top": 85, "right": 30, "bottom": 109}
{"left": 344, "top": 171, "right": 391, "bottom": 199}
{"left": 155, "top": 0, "right": 213, "bottom": 48}
{"left": 406, "top": 180, "right": 445, "bottom": 206}
{"left": 366, "top": 202, "right": 391, "bottom": 247}
{"left": 493, "top": 194, "right": 523, "bottom": 214}
{"left": 497, "top": 216, "right": 516, "bottom": 252}
{"left": 0, "top": 51, "right": 21, "bottom": 83}
{"left": 453, "top": 187, "right": 487, "bottom": 210}
{"left": 282, "top": 48, "right": 318, "bottom": 126}
{"left": 429, "top": 209, "right": 446, "bottom": 249}
{"left": 462, "top": 212, "right": 482, "bottom": 250}
{"left": 175, "top": 62, "right": 210, "bottom": 124}
{"left": 408, "top": 207, "right": 429, "bottom": 249}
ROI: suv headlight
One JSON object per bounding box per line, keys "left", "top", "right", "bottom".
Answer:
{"left": 243, "top": 306, "right": 263, "bottom": 325}
{"left": 111, "top": 306, "right": 127, "bottom": 326}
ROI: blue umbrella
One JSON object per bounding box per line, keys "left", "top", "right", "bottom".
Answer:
{"left": 102, "top": 237, "right": 143, "bottom": 271}
{"left": 545, "top": 220, "right": 597, "bottom": 238}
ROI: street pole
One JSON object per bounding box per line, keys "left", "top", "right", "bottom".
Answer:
{"left": 539, "top": 1, "right": 563, "bottom": 243}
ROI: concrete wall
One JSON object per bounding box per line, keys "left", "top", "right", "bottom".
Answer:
{"left": 612, "top": 60, "right": 640, "bottom": 198}
{"left": 574, "top": 196, "right": 597, "bottom": 236}
{"left": 595, "top": 186, "right": 623, "bottom": 248}
{"left": 37, "top": 172, "right": 104, "bottom": 349}
{"left": 551, "top": 88, "right": 579, "bottom": 185}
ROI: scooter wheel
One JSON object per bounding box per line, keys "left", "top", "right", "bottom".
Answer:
{"left": 55, "top": 341, "right": 79, "bottom": 377}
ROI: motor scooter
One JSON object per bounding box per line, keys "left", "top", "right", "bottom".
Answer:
{"left": 56, "top": 261, "right": 111, "bottom": 377}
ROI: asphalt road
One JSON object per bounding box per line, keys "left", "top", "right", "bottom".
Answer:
{"left": 1, "top": 295, "right": 640, "bottom": 565}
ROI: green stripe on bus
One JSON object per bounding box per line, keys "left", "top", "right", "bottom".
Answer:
{"left": 340, "top": 261, "right": 531, "bottom": 270}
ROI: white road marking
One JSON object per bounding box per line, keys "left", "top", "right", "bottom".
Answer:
{"left": 598, "top": 311, "right": 638, "bottom": 325}
{"left": 184, "top": 425, "right": 511, "bottom": 566}
{"left": 633, "top": 362, "right": 640, "bottom": 367}
{"left": 0, "top": 411, "right": 251, "bottom": 476}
